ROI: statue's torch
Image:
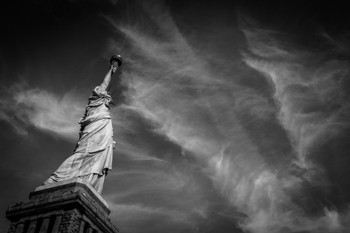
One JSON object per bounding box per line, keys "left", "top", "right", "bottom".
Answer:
{"left": 110, "top": 54, "right": 123, "bottom": 67}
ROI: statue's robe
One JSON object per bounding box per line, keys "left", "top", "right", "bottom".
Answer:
{"left": 45, "top": 86, "right": 115, "bottom": 193}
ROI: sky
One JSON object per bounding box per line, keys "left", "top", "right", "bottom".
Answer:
{"left": 1, "top": 0, "right": 350, "bottom": 232}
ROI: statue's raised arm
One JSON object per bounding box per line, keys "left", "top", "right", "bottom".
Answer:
{"left": 99, "top": 55, "right": 123, "bottom": 93}
{"left": 44, "top": 55, "right": 122, "bottom": 194}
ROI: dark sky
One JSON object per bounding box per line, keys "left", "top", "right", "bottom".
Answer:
{"left": 2, "top": 1, "right": 350, "bottom": 232}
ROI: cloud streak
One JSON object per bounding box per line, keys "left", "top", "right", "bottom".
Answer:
{"left": 0, "top": 82, "right": 84, "bottom": 140}
{"left": 103, "top": 2, "right": 306, "bottom": 233}
{"left": 243, "top": 26, "right": 350, "bottom": 232}
{"left": 103, "top": 3, "right": 350, "bottom": 233}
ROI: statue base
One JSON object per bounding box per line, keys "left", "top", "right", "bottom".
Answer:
{"left": 6, "top": 178, "right": 119, "bottom": 233}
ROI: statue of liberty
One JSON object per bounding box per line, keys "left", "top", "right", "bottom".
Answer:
{"left": 44, "top": 55, "right": 122, "bottom": 194}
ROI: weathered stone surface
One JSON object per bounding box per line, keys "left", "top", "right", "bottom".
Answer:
{"left": 6, "top": 179, "right": 119, "bottom": 233}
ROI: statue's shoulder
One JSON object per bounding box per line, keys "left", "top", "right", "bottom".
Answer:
{"left": 92, "top": 86, "right": 111, "bottom": 99}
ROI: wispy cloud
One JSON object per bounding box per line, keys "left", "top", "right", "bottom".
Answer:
{"left": 242, "top": 26, "right": 350, "bottom": 232}
{"left": 0, "top": 82, "right": 83, "bottom": 140}
{"left": 104, "top": 155, "right": 210, "bottom": 233}
{"left": 243, "top": 27, "right": 350, "bottom": 170}
{"left": 109, "top": 203, "right": 198, "bottom": 232}
{"left": 103, "top": 2, "right": 350, "bottom": 233}
{"left": 103, "top": 2, "right": 303, "bottom": 233}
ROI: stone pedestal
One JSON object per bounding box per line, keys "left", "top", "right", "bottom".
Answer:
{"left": 6, "top": 178, "right": 119, "bottom": 233}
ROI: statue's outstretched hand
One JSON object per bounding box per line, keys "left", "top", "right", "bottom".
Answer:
{"left": 110, "top": 55, "right": 122, "bottom": 74}
{"left": 111, "top": 63, "right": 118, "bottom": 74}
